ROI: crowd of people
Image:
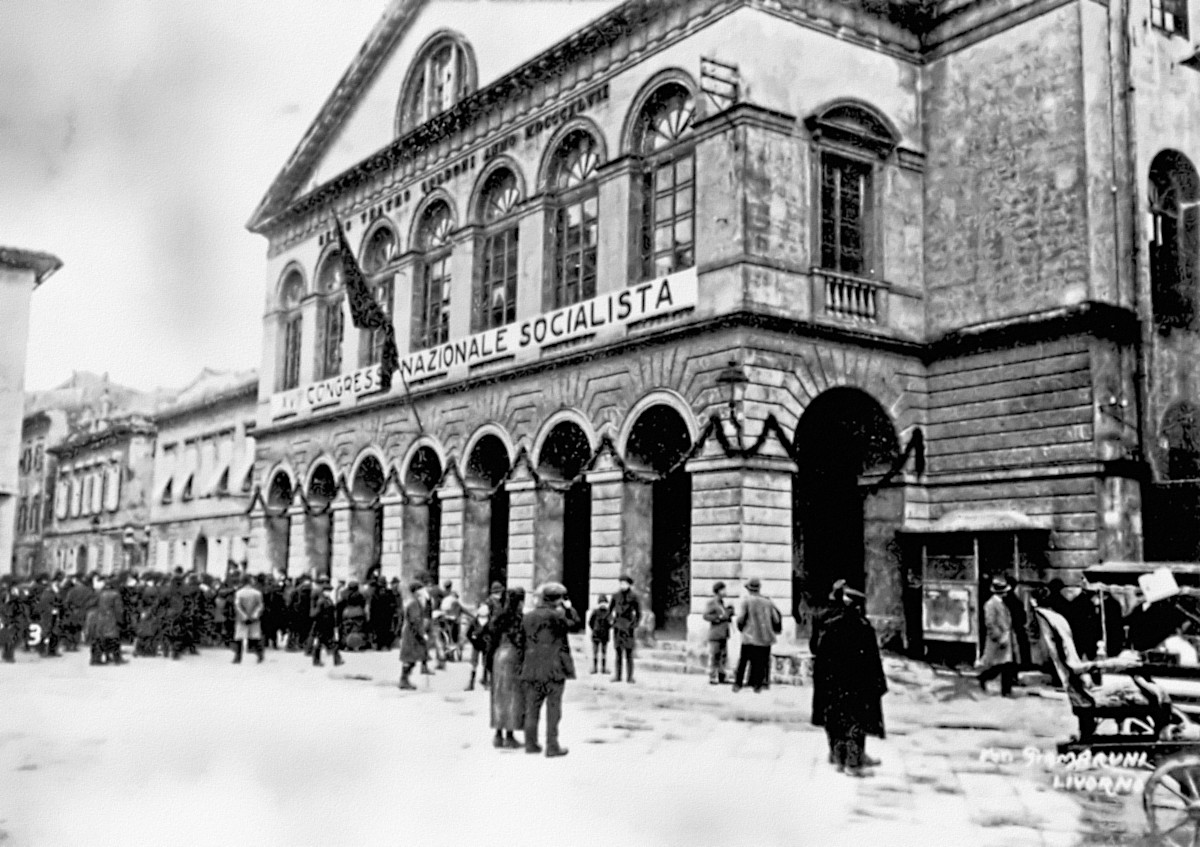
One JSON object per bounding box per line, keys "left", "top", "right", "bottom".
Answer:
{"left": 0, "top": 566, "right": 416, "bottom": 666}
{"left": 1, "top": 564, "right": 888, "bottom": 770}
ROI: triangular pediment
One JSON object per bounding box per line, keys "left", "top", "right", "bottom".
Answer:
{"left": 248, "top": 0, "right": 623, "bottom": 234}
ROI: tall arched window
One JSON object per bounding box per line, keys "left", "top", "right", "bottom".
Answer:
{"left": 30, "top": 494, "right": 41, "bottom": 532}
{"left": 547, "top": 129, "right": 602, "bottom": 309}
{"left": 359, "top": 224, "right": 399, "bottom": 367}
{"left": 278, "top": 269, "right": 305, "bottom": 391}
{"left": 315, "top": 252, "right": 345, "bottom": 380}
{"left": 633, "top": 83, "right": 695, "bottom": 280}
{"left": 397, "top": 35, "right": 476, "bottom": 133}
{"left": 413, "top": 201, "right": 454, "bottom": 351}
{"left": 476, "top": 168, "right": 521, "bottom": 330}
{"left": 1162, "top": 401, "right": 1200, "bottom": 480}
{"left": 1149, "top": 150, "right": 1200, "bottom": 333}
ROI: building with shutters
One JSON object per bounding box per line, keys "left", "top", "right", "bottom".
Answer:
{"left": 147, "top": 369, "right": 258, "bottom": 575}
{"left": 243, "top": 0, "right": 1200, "bottom": 653}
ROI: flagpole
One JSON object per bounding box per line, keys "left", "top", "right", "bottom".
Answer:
{"left": 396, "top": 366, "right": 426, "bottom": 438}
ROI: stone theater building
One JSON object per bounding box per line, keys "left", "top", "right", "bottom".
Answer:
{"left": 246, "top": 0, "right": 1200, "bottom": 653}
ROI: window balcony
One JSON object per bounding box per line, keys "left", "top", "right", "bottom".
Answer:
{"left": 812, "top": 268, "right": 889, "bottom": 325}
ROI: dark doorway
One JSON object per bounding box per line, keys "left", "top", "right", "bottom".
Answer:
{"left": 792, "top": 387, "right": 898, "bottom": 635}
{"left": 351, "top": 456, "right": 386, "bottom": 580}
{"left": 627, "top": 404, "right": 692, "bottom": 639}
{"left": 307, "top": 464, "right": 337, "bottom": 578}
{"left": 466, "top": 435, "right": 511, "bottom": 605}
{"left": 266, "top": 471, "right": 292, "bottom": 575}
{"left": 536, "top": 421, "right": 592, "bottom": 613}
{"left": 76, "top": 545, "right": 88, "bottom": 575}
{"left": 193, "top": 535, "right": 208, "bottom": 574}
{"left": 404, "top": 446, "right": 443, "bottom": 584}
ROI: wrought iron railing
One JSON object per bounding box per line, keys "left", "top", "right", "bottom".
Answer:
{"left": 813, "top": 268, "right": 884, "bottom": 324}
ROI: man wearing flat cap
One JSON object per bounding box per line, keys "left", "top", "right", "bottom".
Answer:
{"left": 733, "top": 577, "right": 782, "bottom": 692}
{"left": 520, "top": 582, "right": 581, "bottom": 757}
{"left": 703, "top": 582, "right": 734, "bottom": 684}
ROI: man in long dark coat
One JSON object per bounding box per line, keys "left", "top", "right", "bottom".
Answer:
{"left": 398, "top": 580, "right": 428, "bottom": 689}
{"left": 607, "top": 574, "right": 641, "bottom": 683}
{"left": 0, "top": 577, "right": 22, "bottom": 663}
{"left": 35, "top": 574, "right": 63, "bottom": 658}
{"left": 309, "top": 576, "right": 342, "bottom": 667}
{"left": 811, "top": 585, "right": 886, "bottom": 777}
{"left": 521, "top": 582, "right": 581, "bottom": 757}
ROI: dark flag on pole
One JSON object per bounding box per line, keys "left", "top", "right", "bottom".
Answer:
{"left": 335, "top": 219, "right": 399, "bottom": 393}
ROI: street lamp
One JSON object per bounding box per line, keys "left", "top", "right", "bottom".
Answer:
{"left": 715, "top": 359, "right": 749, "bottom": 453}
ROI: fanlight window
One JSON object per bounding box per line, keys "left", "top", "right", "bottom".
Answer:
{"left": 362, "top": 226, "right": 399, "bottom": 274}
{"left": 548, "top": 130, "right": 601, "bottom": 309}
{"left": 413, "top": 201, "right": 455, "bottom": 350}
{"left": 477, "top": 168, "right": 521, "bottom": 330}
{"left": 634, "top": 83, "right": 696, "bottom": 279}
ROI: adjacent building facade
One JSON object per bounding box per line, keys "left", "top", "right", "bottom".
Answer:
{"left": 243, "top": 0, "right": 1200, "bottom": 652}
{"left": 13, "top": 409, "right": 67, "bottom": 577}
{"left": 148, "top": 369, "right": 257, "bottom": 575}
{"left": 0, "top": 247, "right": 60, "bottom": 577}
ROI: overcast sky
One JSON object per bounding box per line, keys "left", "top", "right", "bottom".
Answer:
{"left": 2, "top": 0, "right": 386, "bottom": 392}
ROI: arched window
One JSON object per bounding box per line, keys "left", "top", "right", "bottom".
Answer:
{"left": 547, "top": 129, "right": 602, "bottom": 309}
{"left": 633, "top": 83, "right": 696, "bottom": 280}
{"left": 1162, "top": 401, "right": 1200, "bottom": 480}
{"left": 359, "top": 225, "right": 399, "bottom": 368}
{"left": 17, "top": 500, "right": 26, "bottom": 534}
{"left": 30, "top": 495, "right": 41, "bottom": 532}
{"left": 1149, "top": 151, "right": 1200, "bottom": 333}
{"left": 278, "top": 269, "right": 305, "bottom": 391}
{"left": 314, "top": 252, "right": 345, "bottom": 379}
{"left": 398, "top": 35, "right": 476, "bottom": 133}
{"left": 413, "top": 201, "right": 454, "bottom": 351}
{"left": 805, "top": 102, "right": 899, "bottom": 280}
{"left": 476, "top": 168, "right": 521, "bottom": 330}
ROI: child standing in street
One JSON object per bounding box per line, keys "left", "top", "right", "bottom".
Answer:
{"left": 587, "top": 594, "right": 611, "bottom": 674}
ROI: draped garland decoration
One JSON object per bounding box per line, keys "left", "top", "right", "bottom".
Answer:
{"left": 246, "top": 416, "right": 925, "bottom": 518}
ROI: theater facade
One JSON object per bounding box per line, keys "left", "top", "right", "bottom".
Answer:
{"left": 245, "top": 0, "right": 1200, "bottom": 651}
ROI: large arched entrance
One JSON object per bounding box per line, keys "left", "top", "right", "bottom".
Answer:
{"left": 193, "top": 535, "right": 209, "bottom": 574}
{"left": 625, "top": 405, "right": 692, "bottom": 639}
{"left": 403, "top": 446, "right": 442, "bottom": 584}
{"left": 536, "top": 421, "right": 592, "bottom": 614}
{"left": 266, "top": 471, "right": 292, "bottom": 575}
{"left": 792, "top": 387, "right": 899, "bottom": 635}
{"left": 306, "top": 464, "right": 336, "bottom": 578}
{"left": 464, "top": 435, "right": 510, "bottom": 607}
{"left": 351, "top": 456, "right": 385, "bottom": 581}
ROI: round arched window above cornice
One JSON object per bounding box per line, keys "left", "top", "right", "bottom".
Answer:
{"left": 633, "top": 83, "right": 695, "bottom": 156}
{"left": 416, "top": 200, "right": 455, "bottom": 252}
{"left": 479, "top": 168, "right": 521, "bottom": 223}
{"left": 362, "top": 225, "right": 399, "bottom": 274}
{"left": 547, "top": 129, "right": 602, "bottom": 191}
{"left": 316, "top": 250, "right": 344, "bottom": 293}
{"left": 279, "top": 268, "right": 305, "bottom": 308}
{"left": 397, "top": 32, "right": 478, "bottom": 135}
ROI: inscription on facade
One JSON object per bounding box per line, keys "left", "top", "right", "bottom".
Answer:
{"left": 270, "top": 364, "right": 383, "bottom": 419}
{"left": 399, "top": 267, "right": 698, "bottom": 380}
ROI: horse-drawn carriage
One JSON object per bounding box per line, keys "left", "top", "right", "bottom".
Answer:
{"left": 1042, "top": 562, "right": 1200, "bottom": 845}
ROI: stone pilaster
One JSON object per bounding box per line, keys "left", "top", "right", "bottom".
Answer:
{"left": 329, "top": 499, "right": 352, "bottom": 584}
{"left": 379, "top": 493, "right": 404, "bottom": 582}
{"left": 286, "top": 505, "right": 308, "bottom": 577}
{"left": 585, "top": 458, "right": 624, "bottom": 597}
{"left": 460, "top": 483, "right": 492, "bottom": 609}
{"left": 437, "top": 477, "right": 466, "bottom": 594}
{"left": 687, "top": 453, "right": 797, "bottom": 644}
{"left": 533, "top": 487, "right": 565, "bottom": 588}
{"left": 505, "top": 470, "right": 537, "bottom": 593}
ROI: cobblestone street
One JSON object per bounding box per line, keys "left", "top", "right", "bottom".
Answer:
{"left": 0, "top": 643, "right": 1158, "bottom": 847}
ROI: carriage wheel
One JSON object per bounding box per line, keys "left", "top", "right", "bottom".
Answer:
{"left": 1144, "top": 754, "right": 1200, "bottom": 846}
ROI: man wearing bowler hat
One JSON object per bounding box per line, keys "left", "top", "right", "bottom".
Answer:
{"left": 979, "top": 575, "right": 1019, "bottom": 696}
{"left": 521, "top": 582, "right": 581, "bottom": 757}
